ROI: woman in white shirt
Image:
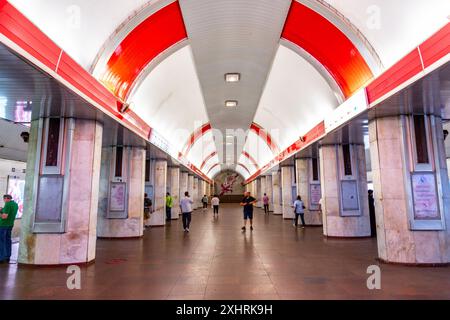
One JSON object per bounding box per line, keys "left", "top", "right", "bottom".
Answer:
{"left": 211, "top": 195, "right": 220, "bottom": 216}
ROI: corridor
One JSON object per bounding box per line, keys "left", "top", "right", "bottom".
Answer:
{"left": 2, "top": 204, "right": 450, "bottom": 300}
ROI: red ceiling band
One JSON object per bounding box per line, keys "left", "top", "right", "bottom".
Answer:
{"left": 99, "top": 0, "right": 187, "bottom": 101}
{"left": 282, "top": 1, "right": 373, "bottom": 98}
{"left": 250, "top": 122, "right": 280, "bottom": 155}
{"left": 200, "top": 151, "right": 218, "bottom": 170}
{"left": 242, "top": 151, "right": 260, "bottom": 170}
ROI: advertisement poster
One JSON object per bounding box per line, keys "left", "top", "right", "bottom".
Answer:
{"left": 7, "top": 176, "right": 25, "bottom": 219}
{"left": 310, "top": 184, "right": 321, "bottom": 210}
{"left": 412, "top": 173, "right": 439, "bottom": 219}
{"left": 109, "top": 182, "right": 126, "bottom": 212}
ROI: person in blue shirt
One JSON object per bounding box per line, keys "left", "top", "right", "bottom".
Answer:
{"left": 293, "top": 195, "right": 306, "bottom": 228}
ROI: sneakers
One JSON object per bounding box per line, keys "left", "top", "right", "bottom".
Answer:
{"left": 293, "top": 223, "right": 297, "bottom": 227}
{"left": 241, "top": 226, "right": 246, "bottom": 231}
{"left": 250, "top": 226, "right": 253, "bottom": 231}
{"left": 186, "top": 228, "right": 190, "bottom": 232}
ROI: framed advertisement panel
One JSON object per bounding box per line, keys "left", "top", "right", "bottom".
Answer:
{"left": 340, "top": 180, "right": 360, "bottom": 216}
{"left": 309, "top": 183, "right": 321, "bottom": 211}
{"left": 108, "top": 182, "right": 127, "bottom": 218}
{"left": 411, "top": 172, "right": 440, "bottom": 220}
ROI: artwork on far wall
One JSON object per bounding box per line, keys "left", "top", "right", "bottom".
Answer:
{"left": 214, "top": 170, "right": 245, "bottom": 196}
{"left": 7, "top": 175, "right": 25, "bottom": 218}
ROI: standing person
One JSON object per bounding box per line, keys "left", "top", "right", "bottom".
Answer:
{"left": 0, "top": 195, "right": 18, "bottom": 263}
{"left": 143, "top": 193, "right": 152, "bottom": 228}
{"left": 240, "top": 192, "right": 257, "bottom": 231}
{"left": 180, "top": 191, "right": 194, "bottom": 232}
{"left": 211, "top": 194, "right": 220, "bottom": 216}
{"left": 368, "top": 190, "right": 377, "bottom": 237}
{"left": 263, "top": 193, "right": 270, "bottom": 214}
{"left": 293, "top": 195, "right": 306, "bottom": 228}
{"left": 202, "top": 194, "right": 208, "bottom": 211}
{"left": 165, "top": 192, "right": 173, "bottom": 222}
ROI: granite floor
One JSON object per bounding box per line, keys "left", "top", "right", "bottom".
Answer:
{"left": 1, "top": 203, "right": 450, "bottom": 300}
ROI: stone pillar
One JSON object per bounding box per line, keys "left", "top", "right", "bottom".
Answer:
{"left": 198, "top": 179, "right": 204, "bottom": 209}
{"left": 319, "top": 144, "right": 370, "bottom": 237}
{"left": 281, "top": 165, "right": 294, "bottom": 219}
{"left": 296, "top": 158, "right": 322, "bottom": 225}
{"left": 265, "top": 174, "right": 273, "bottom": 212}
{"left": 260, "top": 176, "right": 267, "bottom": 211}
{"left": 180, "top": 171, "right": 188, "bottom": 215}
{"left": 169, "top": 167, "right": 180, "bottom": 219}
{"left": 255, "top": 178, "right": 262, "bottom": 207}
{"left": 19, "top": 118, "right": 102, "bottom": 265}
{"left": 272, "top": 171, "right": 282, "bottom": 215}
{"left": 97, "top": 146, "right": 146, "bottom": 238}
{"left": 193, "top": 177, "right": 199, "bottom": 209}
{"left": 188, "top": 174, "right": 195, "bottom": 204}
{"left": 147, "top": 160, "right": 167, "bottom": 226}
{"left": 369, "top": 115, "right": 450, "bottom": 264}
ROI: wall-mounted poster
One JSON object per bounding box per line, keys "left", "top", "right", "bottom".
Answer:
{"left": 109, "top": 182, "right": 126, "bottom": 212}
{"left": 341, "top": 180, "right": 360, "bottom": 213}
{"left": 412, "top": 173, "right": 439, "bottom": 219}
{"left": 7, "top": 176, "right": 25, "bottom": 219}
{"left": 214, "top": 170, "right": 245, "bottom": 196}
{"left": 310, "top": 184, "right": 321, "bottom": 210}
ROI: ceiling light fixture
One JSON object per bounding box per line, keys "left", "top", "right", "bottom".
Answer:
{"left": 225, "top": 73, "right": 240, "bottom": 82}
{"left": 225, "top": 100, "right": 238, "bottom": 108}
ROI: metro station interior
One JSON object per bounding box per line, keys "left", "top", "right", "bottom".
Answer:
{"left": 0, "top": 0, "right": 449, "bottom": 300}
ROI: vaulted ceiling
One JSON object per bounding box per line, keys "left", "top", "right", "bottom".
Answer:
{"left": 7, "top": 0, "right": 450, "bottom": 179}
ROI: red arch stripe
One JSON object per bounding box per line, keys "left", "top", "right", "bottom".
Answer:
{"left": 99, "top": 1, "right": 187, "bottom": 101}
{"left": 282, "top": 1, "right": 373, "bottom": 98}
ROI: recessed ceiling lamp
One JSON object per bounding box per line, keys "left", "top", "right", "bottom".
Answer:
{"left": 225, "top": 73, "right": 240, "bottom": 82}
{"left": 225, "top": 100, "right": 238, "bottom": 108}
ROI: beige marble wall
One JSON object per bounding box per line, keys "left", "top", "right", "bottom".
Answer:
{"left": 188, "top": 174, "right": 194, "bottom": 202}
{"left": 169, "top": 167, "right": 180, "bottom": 219}
{"left": 260, "top": 176, "right": 267, "bottom": 211}
{"left": 369, "top": 116, "right": 450, "bottom": 264}
{"left": 97, "top": 147, "right": 145, "bottom": 237}
{"left": 272, "top": 171, "right": 282, "bottom": 215}
{"left": 319, "top": 144, "right": 370, "bottom": 237}
{"left": 296, "top": 158, "right": 322, "bottom": 225}
{"left": 193, "top": 177, "right": 199, "bottom": 209}
{"left": 180, "top": 171, "right": 188, "bottom": 205}
{"left": 19, "top": 119, "right": 103, "bottom": 265}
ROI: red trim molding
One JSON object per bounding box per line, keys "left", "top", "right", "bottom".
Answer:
{"left": 237, "top": 163, "right": 251, "bottom": 175}
{"left": 250, "top": 122, "right": 280, "bottom": 155}
{"left": 242, "top": 151, "right": 260, "bottom": 170}
{"left": 182, "top": 123, "right": 212, "bottom": 156}
{"left": 200, "top": 151, "right": 217, "bottom": 170}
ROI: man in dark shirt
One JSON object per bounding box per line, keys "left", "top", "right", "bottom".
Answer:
{"left": 240, "top": 192, "right": 257, "bottom": 231}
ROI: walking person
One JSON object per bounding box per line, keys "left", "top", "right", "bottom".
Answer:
{"left": 211, "top": 194, "right": 220, "bottom": 216}
{"left": 143, "top": 193, "right": 152, "bottom": 228}
{"left": 180, "top": 191, "right": 194, "bottom": 232}
{"left": 0, "top": 195, "right": 18, "bottom": 263}
{"left": 293, "top": 195, "right": 306, "bottom": 228}
{"left": 165, "top": 192, "right": 173, "bottom": 222}
{"left": 263, "top": 193, "right": 270, "bottom": 214}
{"left": 240, "top": 192, "right": 257, "bottom": 231}
{"left": 202, "top": 194, "right": 208, "bottom": 211}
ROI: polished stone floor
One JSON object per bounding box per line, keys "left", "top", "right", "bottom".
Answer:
{"left": 1, "top": 204, "right": 450, "bottom": 300}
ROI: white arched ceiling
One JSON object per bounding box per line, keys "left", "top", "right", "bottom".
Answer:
{"left": 186, "top": 130, "right": 217, "bottom": 169}
{"left": 129, "top": 45, "right": 210, "bottom": 156}
{"left": 252, "top": 45, "right": 339, "bottom": 151}
{"left": 7, "top": 0, "right": 155, "bottom": 70}
{"left": 242, "top": 130, "right": 275, "bottom": 170}
{"left": 324, "top": 0, "right": 450, "bottom": 69}
{"left": 235, "top": 165, "right": 251, "bottom": 180}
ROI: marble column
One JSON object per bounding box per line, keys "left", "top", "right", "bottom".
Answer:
{"left": 97, "top": 146, "right": 146, "bottom": 237}
{"left": 319, "top": 144, "right": 370, "bottom": 237}
{"left": 369, "top": 115, "right": 450, "bottom": 264}
{"left": 260, "top": 176, "right": 267, "bottom": 211}
{"left": 19, "top": 118, "right": 102, "bottom": 265}
{"left": 255, "top": 178, "right": 262, "bottom": 207}
{"left": 265, "top": 174, "right": 273, "bottom": 212}
{"left": 169, "top": 166, "right": 180, "bottom": 219}
{"left": 188, "top": 174, "right": 195, "bottom": 204}
{"left": 147, "top": 160, "right": 167, "bottom": 226}
{"left": 296, "top": 158, "right": 322, "bottom": 225}
{"left": 198, "top": 179, "right": 204, "bottom": 208}
{"left": 281, "top": 165, "right": 294, "bottom": 219}
{"left": 180, "top": 171, "right": 188, "bottom": 215}
{"left": 272, "top": 171, "right": 282, "bottom": 215}
{"left": 193, "top": 177, "right": 199, "bottom": 209}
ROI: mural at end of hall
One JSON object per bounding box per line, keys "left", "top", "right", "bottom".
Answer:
{"left": 214, "top": 170, "right": 245, "bottom": 196}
